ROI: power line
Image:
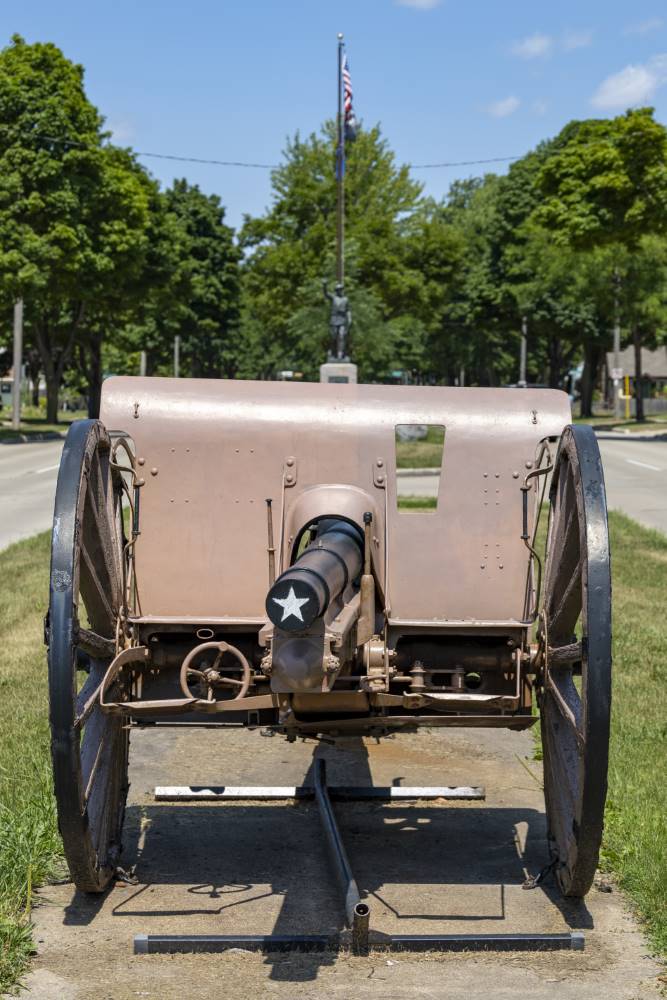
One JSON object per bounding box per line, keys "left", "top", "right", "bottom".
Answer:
{"left": 6, "top": 129, "right": 525, "bottom": 171}
{"left": 411, "top": 155, "right": 521, "bottom": 168}
{"left": 4, "top": 126, "right": 658, "bottom": 173}
{"left": 136, "top": 150, "right": 278, "bottom": 169}
{"left": 9, "top": 131, "right": 280, "bottom": 169}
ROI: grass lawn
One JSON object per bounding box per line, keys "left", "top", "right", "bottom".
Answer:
{"left": 0, "top": 409, "right": 87, "bottom": 443}
{"left": 0, "top": 512, "right": 665, "bottom": 989}
{"left": 596, "top": 512, "right": 667, "bottom": 954}
{"left": 397, "top": 495, "right": 438, "bottom": 510}
{"left": 395, "top": 425, "right": 445, "bottom": 469}
{"left": 0, "top": 532, "right": 63, "bottom": 991}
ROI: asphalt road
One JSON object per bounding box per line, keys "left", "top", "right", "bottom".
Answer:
{"left": 0, "top": 439, "right": 63, "bottom": 551}
{"left": 398, "top": 437, "right": 667, "bottom": 536}
{"left": 0, "top": 436, "right": 665, "bottom": 555}
{"left": 598, "top": 437, "right": 667, "bottom": 535}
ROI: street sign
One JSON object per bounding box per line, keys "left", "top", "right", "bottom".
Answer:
{"left": 611, "top": 367, "right": 623, "bottom": 381}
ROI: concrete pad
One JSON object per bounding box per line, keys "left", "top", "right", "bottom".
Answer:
{"left": 22, "top": 725, "right": 663, "bottom": 999}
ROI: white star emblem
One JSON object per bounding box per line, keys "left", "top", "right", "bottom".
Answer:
{"left": 272, "top": 586, "right": 310, "bottom": 623}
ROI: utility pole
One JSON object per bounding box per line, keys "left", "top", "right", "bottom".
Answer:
{"left": 612, "top": 270, "right": 622, "bottom": 419}
{"left": 139, "top": 351, "right": 147, "bottom": 377}
{"left": 518, "top": 315, "right": 528, "bottom": 387}
{"left": 174, "top": 335, "right": 180, "bottom": 378}
{"left": 335, "top": 33, "right": 345, "bottom": 285}
{"left": 11, "top": 299, "right": 23, "bottom": 431}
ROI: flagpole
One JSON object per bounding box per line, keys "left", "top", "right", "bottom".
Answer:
{"left": 336, "top": 32, "right": 344, "bottom": 286}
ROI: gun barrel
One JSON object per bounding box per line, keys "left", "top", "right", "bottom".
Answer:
{"left": 266, "top": 518, "right": 363, "bottom": 632}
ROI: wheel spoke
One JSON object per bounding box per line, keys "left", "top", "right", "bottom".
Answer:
{"left": 80, "top": 539, "right": 115, "bottom": 635}
{"left": 545, "top": 464, "right": 580, "bottom": 601}
{"left": 542, "top": 724, "right": 578, "bottom": 856}
{"left": 548, "top": 641, "right": 582, "bottom": 667}
{"left": 542, "top": 722, "right": 578, "bottom": 812}
{"left": 548, "top": 554, "right": 583, "bottom": 642}
{"left": 81, "top": 708, "right": 119, "bottom": 855}
{"left": 545, "top": 673, "right": 584, "bottom": 751}
{"left": 83, "top": 726, "right": 109, "bottom": 805}
{"left": 79, "top": 453, "right": 122, "bottom": 631}
{"left": 75, "top": 665, "right": 106, "bottom": 730}
{"left": 78, "top": 627, "right": 115, "bottom": 659}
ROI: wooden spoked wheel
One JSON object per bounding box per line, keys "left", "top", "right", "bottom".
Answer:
{"left": 47, "top": 420, "right": 130, "bottom": 892}
{"left": 539, "top": 424, "right": 612, "bottom": 897}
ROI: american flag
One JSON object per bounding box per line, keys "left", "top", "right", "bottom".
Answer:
{"left": 342, "top": 54, "right": 358, "bottom": 140}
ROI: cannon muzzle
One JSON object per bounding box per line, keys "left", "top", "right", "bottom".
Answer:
{"left": 266, "top": 518, "right": 364, "bottom": 632}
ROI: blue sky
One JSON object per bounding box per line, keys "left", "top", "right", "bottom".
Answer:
{"left": 3, "top": 1, "right": 667, "bottom": 229}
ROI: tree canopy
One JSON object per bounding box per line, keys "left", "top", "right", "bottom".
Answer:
{"left": 1, "top": 36, "right": 667, "bottom": 422}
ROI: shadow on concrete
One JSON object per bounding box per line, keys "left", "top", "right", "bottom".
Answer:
{"left": 53, "top": 738, "right": 594, "bottom": 983}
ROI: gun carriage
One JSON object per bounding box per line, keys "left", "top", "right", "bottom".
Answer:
{"left": 46, "top": 378, "right": 611, "bottom": 949}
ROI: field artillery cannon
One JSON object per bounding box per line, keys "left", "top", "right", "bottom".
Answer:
{"left": 45, "top": 378, "right": 610, "bottom": 949}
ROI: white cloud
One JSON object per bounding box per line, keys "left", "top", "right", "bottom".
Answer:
{"left": 511, "top": 33, "right": 552, "bottom": 58}
{"left": 486, "top": 96, "right": 520, "bottom": 118}
{"left": 591, "top": 55, "right": 667, "bottom": 110}
{"left": 625, "top": 17, "right": 664, "bottom": 36}
{"left": 395, "top": 0, "right": 442, "bottom": 8}
{"left": 563, "top": 29, "right": 593, "bottom": 51}
{"left": 532, "top": 99, "right": 548, "bottom": 115}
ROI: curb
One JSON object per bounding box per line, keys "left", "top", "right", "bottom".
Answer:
{"left": 396, "top": 467, "right": 441, "bottom": 477}
{"left": 595, "top": 431, "right": 667, "bottom": 441}
{"left": 0, "top": 431, "right": 65, "bottom": 445}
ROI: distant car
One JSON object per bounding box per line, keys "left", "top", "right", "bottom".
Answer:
{"left": 504, "top": 382, "right": 551, "bottom": 390}
{"left": 0, "top": 379, "right": 13, "bottom": 410}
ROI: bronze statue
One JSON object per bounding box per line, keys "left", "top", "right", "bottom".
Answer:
{"left": 323, "top": 280, "right": 352, "bottom": 360}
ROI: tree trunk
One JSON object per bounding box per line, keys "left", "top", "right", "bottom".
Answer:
{"left": 26, "top": 351, "right": 41, "bottom": 407}
{"left": 44, "top": 370, "right": 60, "bottom": 423}
{"left": 633, "top": 326, "right": 644, "bottom": 422}
{"left": 579, "top": 341, "right": 601, "bottom": 419}
{"left": 548, "top": 335, "right": 561, "bottom": 389}
{"left": 34, "top": 305, "right": 85, "bottom": 424}
{"left": 87, "top": 332, "right": 103, "bottom": 419}
{"left": 36, "top": 324, "right": 60, "bottom": 424}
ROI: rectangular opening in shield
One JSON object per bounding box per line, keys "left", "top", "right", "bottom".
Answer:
{"left": 395, "top": 424, "right": 445, "bottom": 512}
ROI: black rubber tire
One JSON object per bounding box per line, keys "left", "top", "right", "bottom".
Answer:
{"left": 47, "top": 419, "right": 129, "bottom": 892}
{"left": 540, "top": 424, "right": 612, "bottom": 897}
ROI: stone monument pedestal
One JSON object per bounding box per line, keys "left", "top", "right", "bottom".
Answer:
{"left": 320, "top": 360, "right": 358, "bottom": 384}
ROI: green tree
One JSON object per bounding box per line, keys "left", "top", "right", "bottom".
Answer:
{"left": 533, "top": 109, "right": 667, "bottom": 416}
{"left": 240, "top": 122, "right": 426, "bottom": 378}
{"left": 442, "top": 174, "right": 519, "bottom": 385}
{"left": 164, "top": 180, "right": 240, "bottom": 378}
{"left": 537, "top": 109, "right": 667, "bottom": 249}
{"left": 617, "top": 237, "right": 667, "bottom": 419}
{"left": 0, "top": 36, "right": 151, "bottom": 420}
